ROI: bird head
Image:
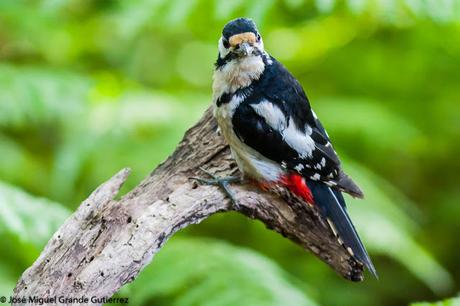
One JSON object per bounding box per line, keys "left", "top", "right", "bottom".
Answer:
{"left": 218, "top": 18, "right": 264, "bottom": 60}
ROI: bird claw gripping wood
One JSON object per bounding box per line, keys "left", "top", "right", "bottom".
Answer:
{"left": 190, "top": 167, "right": 241, "bottom": 210}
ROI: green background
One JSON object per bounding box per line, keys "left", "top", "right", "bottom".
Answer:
{"left": 0, "top": 0, "right": 459, "bottom": 305}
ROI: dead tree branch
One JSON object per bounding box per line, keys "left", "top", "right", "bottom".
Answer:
{"left": 13, "top": 108, "right": 364, "bottom": 305}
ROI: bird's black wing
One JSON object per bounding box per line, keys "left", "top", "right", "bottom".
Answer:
{"left": 233, "top": 57, "right": 362, "bottom": 197}
{"left": 232, "top": 102, "right": 301, "bottom": 164}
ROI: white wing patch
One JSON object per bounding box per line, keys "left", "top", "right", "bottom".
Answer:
{"left": 283, "top": 121, "right": 315, "bottom": 158}
{"left": 294, "top": 164, "right": 304, "bottom": 171}
{"left": 251, "top": 100, "right": 286, "bottom": 130}
{"left": 321, "top": 157, "right": 326, "bottom": 167}
{"left": 311, "top": 173, "right": 321, "bottom": 180}
{"left": 251, "top": 100, "right": 316, "bottom": 158}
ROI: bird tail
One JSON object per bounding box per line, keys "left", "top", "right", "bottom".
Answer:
{"left": 306, "top": 180, "right": 378, "bottom": 278}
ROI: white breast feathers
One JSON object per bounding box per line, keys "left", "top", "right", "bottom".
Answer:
{"left": 212, "top": 55, "right": 265, "bottom": 99}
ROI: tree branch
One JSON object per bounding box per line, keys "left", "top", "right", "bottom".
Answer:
{"left": 13, "top": 108, "right": 364, "bottom": 305}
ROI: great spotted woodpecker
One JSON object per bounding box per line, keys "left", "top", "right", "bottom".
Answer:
{"left": 208, "top": 17, "right": 377, "bottom": 278}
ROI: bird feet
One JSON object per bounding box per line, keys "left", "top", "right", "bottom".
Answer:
{"left": 190, "top": 167, "right": 241, "bottom": 210}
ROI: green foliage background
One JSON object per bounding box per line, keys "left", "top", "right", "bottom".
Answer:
{"left": 0, "top": 0, "right": 459, "bottom": 305}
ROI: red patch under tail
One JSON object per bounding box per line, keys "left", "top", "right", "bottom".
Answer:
{"left": 252, "top": 174, "right": 314, "bottom": 205}
{"left": 251, "top": 174, "right": 314, "bottom": 205}
{"left": 279, "top": 174, "right": 315, "bottom": 205}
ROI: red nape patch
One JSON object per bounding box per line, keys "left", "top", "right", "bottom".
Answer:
{"left": 280, "top": 174, "right": 314, "bottom": 205}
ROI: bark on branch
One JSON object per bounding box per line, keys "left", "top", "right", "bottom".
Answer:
{"left": 13, "top": 108, "right": 364, "bottom": 305}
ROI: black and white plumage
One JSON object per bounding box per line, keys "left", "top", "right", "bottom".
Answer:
{"left": 212, "top": 17, "right": 376, "bottom": 278}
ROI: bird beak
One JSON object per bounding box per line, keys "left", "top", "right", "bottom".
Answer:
{"left": 235, "top": 42, "right": 253, "bottom": 57}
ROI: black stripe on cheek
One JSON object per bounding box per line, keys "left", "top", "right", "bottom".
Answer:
{"left": 215, "top": 53, "right": 238, "bottom": 69}
{"left": 216, "top": 92, "right": 232, "bottom": 106}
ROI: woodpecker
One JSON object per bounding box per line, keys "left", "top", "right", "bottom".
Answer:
{"left": 207, "top": 17, "right": 376, "bottom": 278}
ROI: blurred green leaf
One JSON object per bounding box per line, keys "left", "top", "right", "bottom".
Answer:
{"left": 0, "top": 181, "right": 70, "bottom": 250}
{"left": 411, "top": 295, "right": 460, "bottom": 306}
{"left": 120, "top": 238, "right": 319, "bottom": 306}
{"left": 345, "top": 160, "right": 453, "bottom": 294}
{"left": 0, "top": 181, "right": 70, "bottom": 295}
{"left": 316, "top": 97, "right": 423, "bottom": 150}
{"left": 0, "top": 65, "right": 89, "bottom": 128}
{"left": 0, "top": 260, "right": 18, "bottom": 297}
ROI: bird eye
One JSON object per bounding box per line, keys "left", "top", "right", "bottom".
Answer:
{"left": 222, "top": 38, "right": 230, "bottom": 48}
{"left": 256, "top": 33, "right": 261, "bottom": 41}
